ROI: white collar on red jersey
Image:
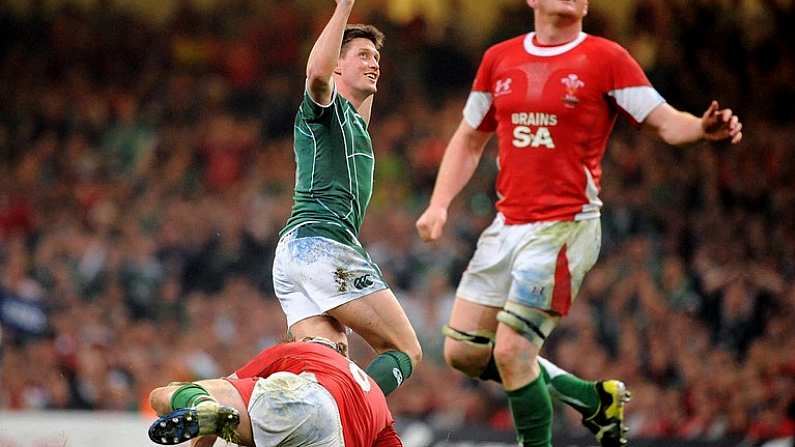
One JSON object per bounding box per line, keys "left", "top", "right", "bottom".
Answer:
{"left": 523, "top": 32, "right": 587, "bottom": 56}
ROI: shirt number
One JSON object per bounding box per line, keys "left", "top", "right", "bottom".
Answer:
{"left": 348, "top": 362, "right": 372, "bottom": 392}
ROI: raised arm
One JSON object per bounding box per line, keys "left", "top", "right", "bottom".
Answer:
{"left": 643, "top": 100, "right": 743, "bottom": 146}
{"left": 306, "top": 0, "right": 355, "bottom": 105}
{"left": 416, "top": 119, "right": 492, "bottom": 241}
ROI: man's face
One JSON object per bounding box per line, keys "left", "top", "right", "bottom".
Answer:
{"left": 336, "top": 38, "right": 381, "bottom": 97}
{"left": 528, "top": 0, "right": 589, "bottom": 21}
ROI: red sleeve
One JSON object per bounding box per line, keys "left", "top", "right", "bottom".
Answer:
{"left": 608, "top": 44, "right": 653, "bottom": 90}
{"left": 471, "top": 48, "right": 494, "bottom": 93}
{"left": 605, "top": 43, "right": 665, "bottom": 127}
{"left": 372, "top": 424, "right": 402, "bottom": 447}
{"left": 463, "top": 48, "right": 498, "bottom": 132}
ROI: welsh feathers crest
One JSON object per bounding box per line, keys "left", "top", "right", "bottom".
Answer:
{"left": 561, "top": 74, "right": 584, "bottom": 107}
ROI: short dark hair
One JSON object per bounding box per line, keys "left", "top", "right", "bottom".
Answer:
{"left": 341, "top": 24, "right": 384, "bottom": 56}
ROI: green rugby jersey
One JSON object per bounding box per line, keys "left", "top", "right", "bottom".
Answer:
{"left": 280, "top": 88, "right": 375, "bottom": 245}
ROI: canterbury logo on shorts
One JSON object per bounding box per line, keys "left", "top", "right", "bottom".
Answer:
{"left": 353, "top": 274, "right": 374, "bottom": 290}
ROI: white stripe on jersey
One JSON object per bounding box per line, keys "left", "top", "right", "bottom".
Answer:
{"left": 574, "top": 166, "right": 603, "bottom": 221}
{"left": 523, "top": 32, "right": 587, "bottom": 57}
{"left": 607, "top": 86, "right": 665, "bottom": 124}
{"left": 463, "top": 91, "right": 494, "bottom": 129}
{"left": 333, "top": 100, "right": 356, "bottom": 221}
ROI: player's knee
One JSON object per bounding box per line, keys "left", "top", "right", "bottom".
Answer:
{"left": 385, "top": 332, "right": 422, "bottom": 368}
{"left": 403, "top": 338, "right": 423, "bottom": 369}
{"left": 149, "top": 386, "right": 172, "bottom": 415}
{"left": 491, "top": 339, "right": 515, "bottom": 369}
{"left": 443, "top": 339, "right": 487, "bottom": 378}
{"left": 493, "top": 334, "right": 536, "bottom": 373}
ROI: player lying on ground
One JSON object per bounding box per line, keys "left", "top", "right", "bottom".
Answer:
{"left": 148, "top": 338, "right": 401, "bottom": 447}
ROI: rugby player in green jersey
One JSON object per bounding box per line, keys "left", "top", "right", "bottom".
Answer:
{"left": 271, "top": 0, "right": 420, "bottom": 395}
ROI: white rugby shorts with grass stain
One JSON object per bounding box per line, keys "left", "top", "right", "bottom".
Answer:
{"left": 273, "top": 227, "right": 388, "bottom": 328}
{"left": 248, "top": 371, "right": 344, "bottom": 447}
{"left": 457, "top": 213, "right": 601, "bottom": 315}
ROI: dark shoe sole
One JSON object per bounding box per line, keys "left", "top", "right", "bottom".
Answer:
{"left": 148, "top": 408, "right": 200, "bottom": 445}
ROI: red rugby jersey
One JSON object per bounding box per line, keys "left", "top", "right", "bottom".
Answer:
{"left": 231, "top": 342, "right": 399, "bottom": 447}
{"left": 464, "top": 32, "right": 665, "bottom": 223}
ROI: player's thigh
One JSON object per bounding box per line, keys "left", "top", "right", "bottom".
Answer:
{"left": 447, "top": 296, "right": 501, "bottom": 333}
{"left": 456, "top": 214, "right": 514, "bottom": 307}
{"left": 509, "top": 219, "right": 601, "bottom": 316}
{"left": 194, "top": 379, "right": 254, "bottom": 446}
{"left": 327, "top": 288, "right": 421, "bottom": 362}
{"left": 565, "top": 218, "right": 601, "bottom": 297}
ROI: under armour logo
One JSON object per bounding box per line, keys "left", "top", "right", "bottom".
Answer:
{"left": 392, "top": 368, "right": 403, "bottom": 386}
{"left": 494, "top": 78, "right": 512, "bottom": 96}
{"left": 353, "top": 274, "right": 374, "bottom": 290}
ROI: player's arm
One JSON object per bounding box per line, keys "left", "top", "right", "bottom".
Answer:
{"left": 416, "top": 120, "right": 492, "bottom": 241}
{"left": 643, "top": 100, "right": 743, "bottom": 146}
{"left": 306, "top": 0, "right": 355, "bottom": 105}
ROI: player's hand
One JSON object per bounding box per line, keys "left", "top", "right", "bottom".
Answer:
{"left": 416, "top": 206, "right": 448, "bottom": 242}
{"left": 701, "top": 100, "right": 743, "bottom": 144}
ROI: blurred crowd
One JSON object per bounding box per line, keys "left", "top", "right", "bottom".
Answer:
{"left": 0, "top": 0, "right": 793, "bottom": 444}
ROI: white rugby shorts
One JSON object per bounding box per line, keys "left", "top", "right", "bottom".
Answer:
{"left": 248, "top": 371, "right": 344, "bottom": 447}
{"left": 272, "top": 230, "right": 388, "bottom": 328}
{"left": 457, "top": 214, "right": 601, "bottom": 315}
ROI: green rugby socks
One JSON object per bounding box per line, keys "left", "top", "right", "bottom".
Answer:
{"left": 366, "top": 351, "right": 413, "bottom": 395}
{"left": 507, "top": 375, "right": 553, "bottom": 447}
{"left": 170, "top": 383, "right": 214, "bottom": 410}
{"left": 539, "top": 357, "right": 599, "bottom": 416}
{"left": 480, "top": 352, "right": 600, "bottom": 417}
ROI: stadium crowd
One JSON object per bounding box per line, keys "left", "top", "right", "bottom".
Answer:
{"left": 1, "top": 0, "right": 793, "bottom": 444}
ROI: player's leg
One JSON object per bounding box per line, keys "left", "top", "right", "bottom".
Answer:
{"left": 494, "top": 302, "right": 558, "bottom": 447}
{"left": 541, "top": 219, "right": 629, "bottom": 446}
{"left": 327, "top": 287, "right": 422, "bottom": 395}
{"left": 443, "top": 213, "right": 513, "bottom": 379}
{"left": 494, "top": 306, "right": 630, "bottom": 447}
{"left": 442, "top": 297, "right": 501, "bottom": 378}
{"left": 498, "top": 219, "right": 628, "bottom": 447}
{"left": 148, "top": 379, "right": 253, "bottom": 446}
{"left": 450, "top": 221, "right": 558, "bottom": 447}
{"left": 442, "top": 296, "right": 611, "bottom": 413}
{"left": 540, "top": 357, "right": 631, "bottom": 446}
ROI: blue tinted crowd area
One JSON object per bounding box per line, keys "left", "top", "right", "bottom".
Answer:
{"left": 0, "top": 0, "right": 793, "bottom": 443}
